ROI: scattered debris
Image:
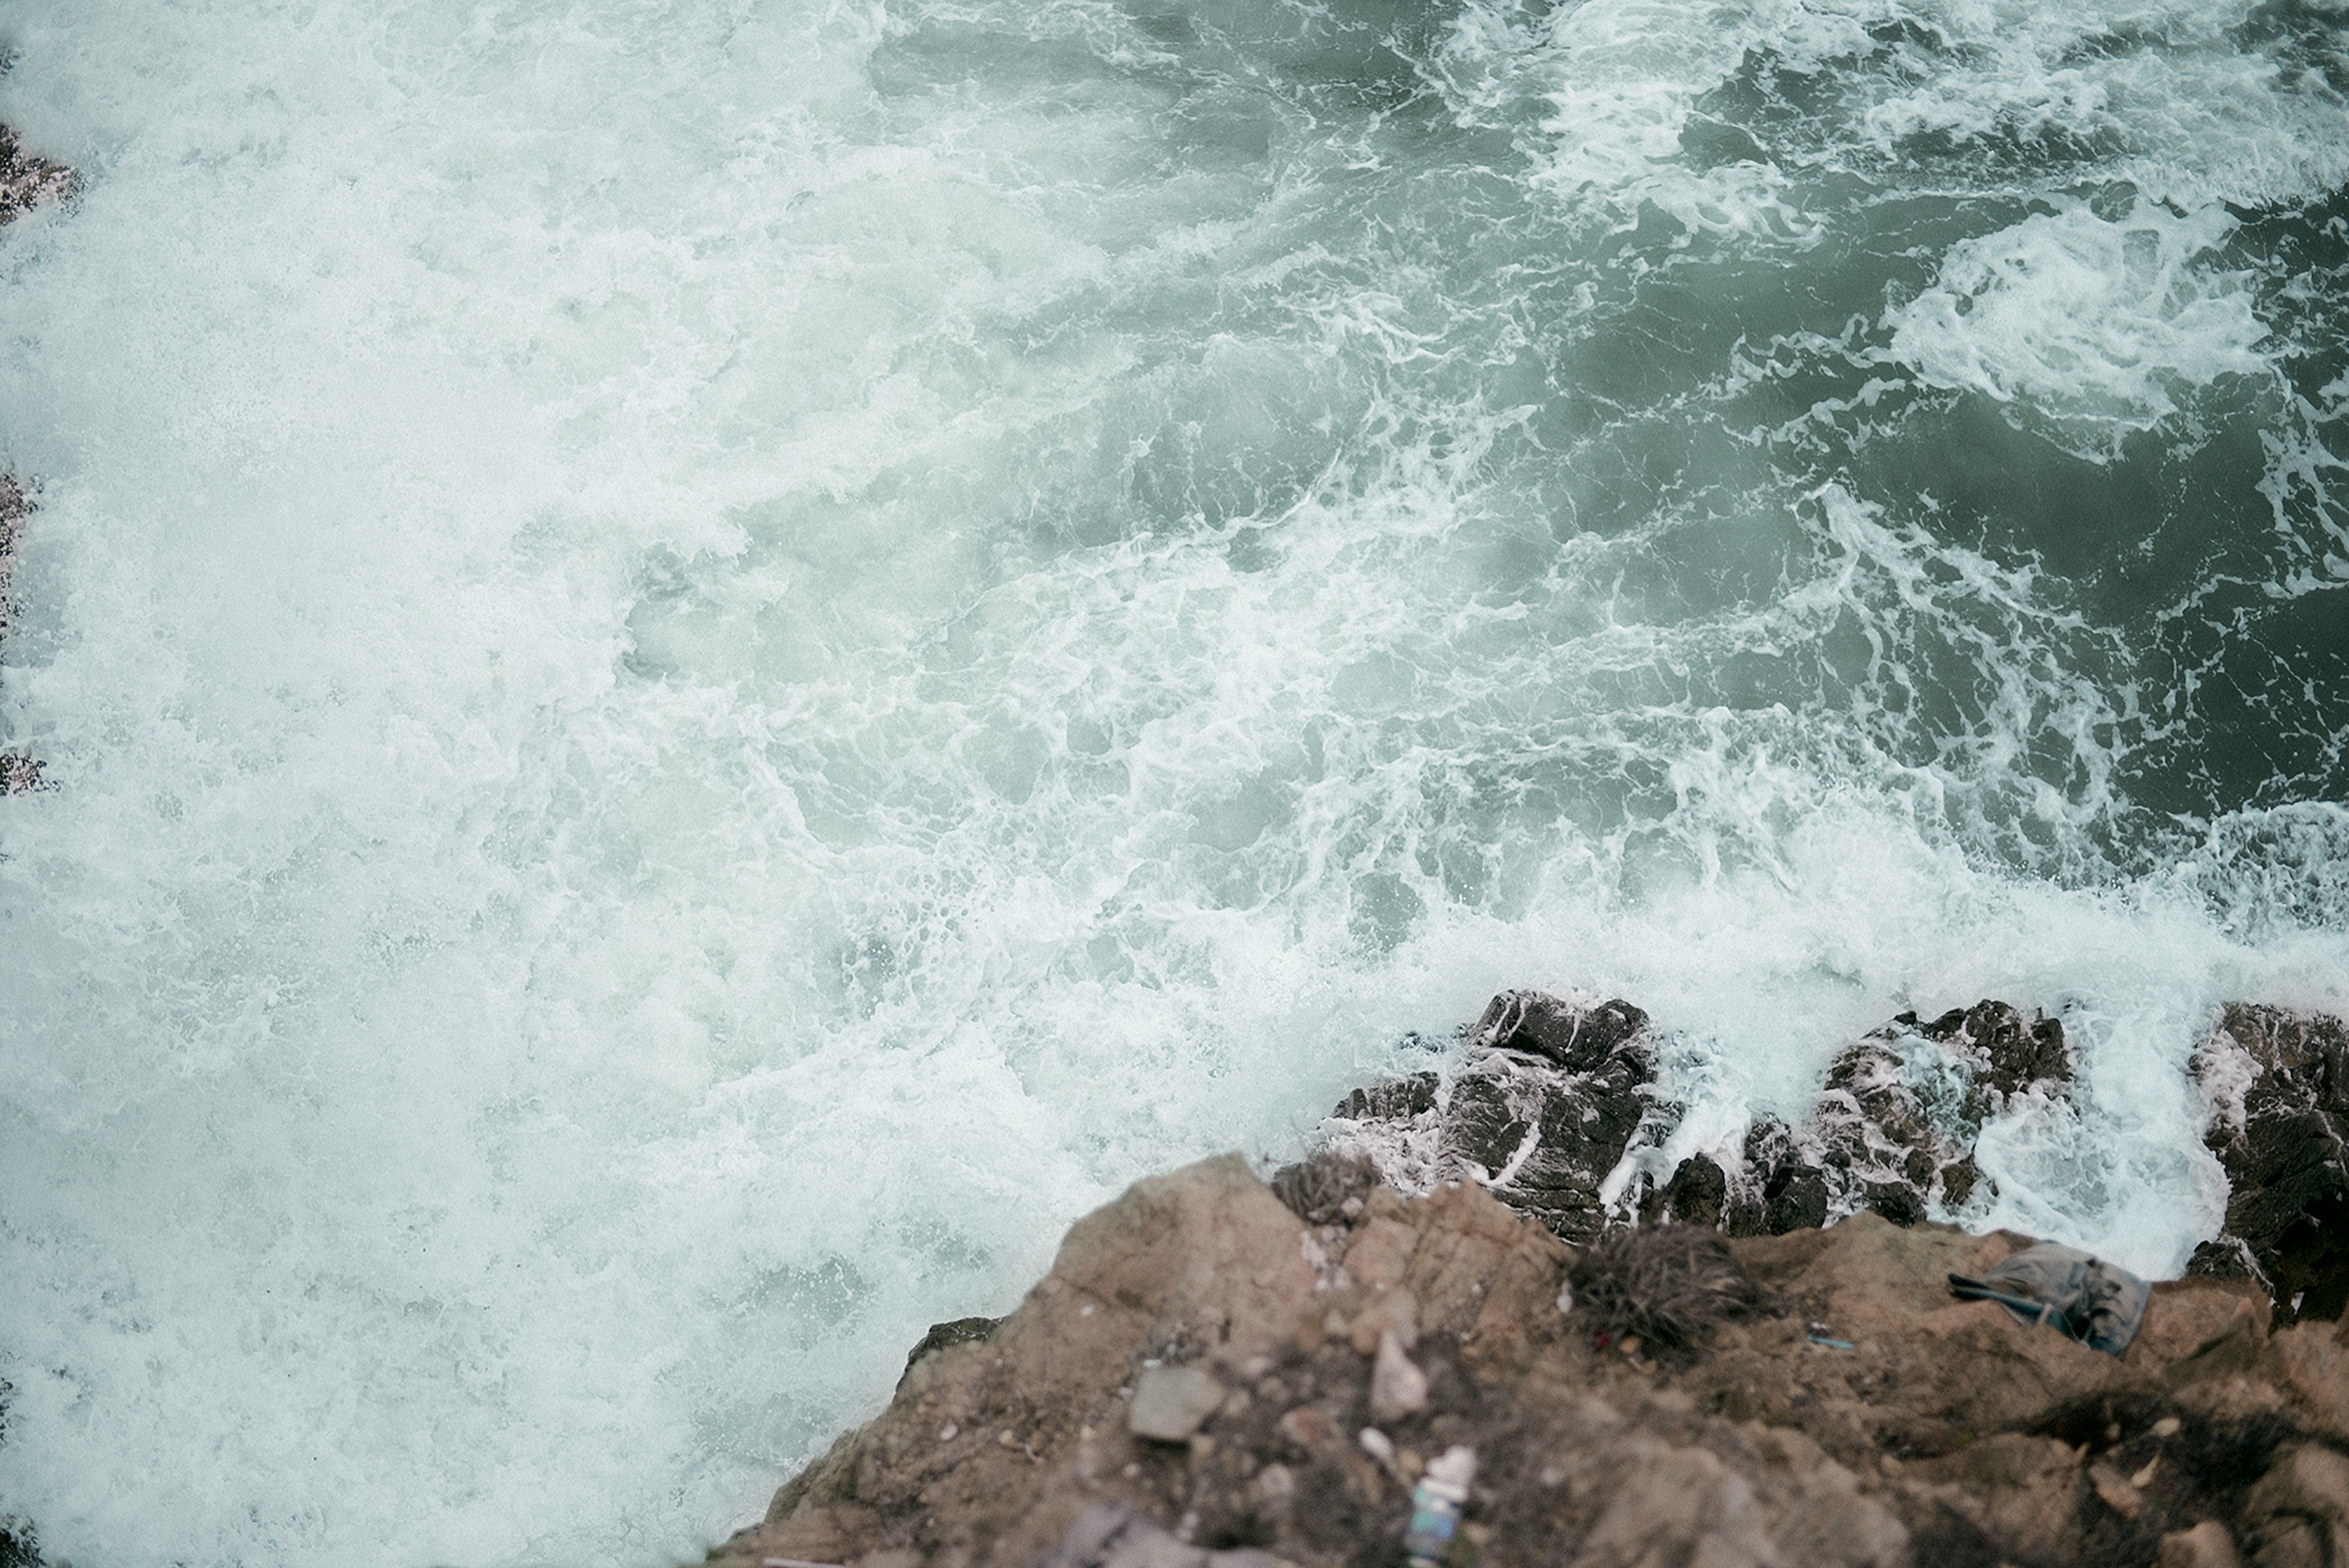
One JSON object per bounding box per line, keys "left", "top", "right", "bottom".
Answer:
{"left": 1402, "top": 1446, "right": 1476, "bottom": 1568}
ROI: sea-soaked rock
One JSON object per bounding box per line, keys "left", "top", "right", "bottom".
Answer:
{"left": 1681, "top": 1001, "right": 2075, "bottom": 1237}
{"left": 1304, "top": 990, "right": 1664, "bottom": 1244}
{"left": 0, "top": 123, "right": 69, "bottom": 799}
{"left": 2191, "top": 1005, "right": 2349, "bottom": 1325}
{"left": 0, "top": 484, "right": 47, "bottom": 793}
{"left": 718, "top": 1152, "right": 2349, "bottom": 1568}
{"left": 0, "top": 126, "right": 73, "bottom": 224}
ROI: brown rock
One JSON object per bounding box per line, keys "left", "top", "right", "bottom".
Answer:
{"left": 2246, "top": 1445, "right": 2349, "bottom": 1527}
{"left": 2159, "top": 1520, "right": 2245, "bottom": 1568}
{"left": 728, "top": 1153, "right": 2349, "bottom": 1568}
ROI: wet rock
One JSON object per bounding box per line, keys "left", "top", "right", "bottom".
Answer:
{"left": 2192, "top": 1005, "right": 2349, "bottom": 1325}
{"left": 1318, "top": 993, "right": 2090, "bottom": 1249}
{"left": 1318, "top": 990, "right": 1663, "bottom": 1244}
{"left": 0, "top": 127, "right": 69, "bottom": 800}
{"left": 1638, "top": 1150, "right": 1727, "bottom": 1229}
{"left": 0, "top": 126, "right": 73, "bottom": 224}
{"left": 0, "top": 447, "right": 44, "bottom": 793}
{"left": 1695, "top": 1001, "right": 2073, "bottom": 1237}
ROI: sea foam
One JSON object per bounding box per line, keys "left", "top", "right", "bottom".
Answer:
{"left": 1, "top": 1, "right": 2345, "bottom": 1566}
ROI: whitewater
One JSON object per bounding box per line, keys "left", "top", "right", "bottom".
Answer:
{"left": 0, "top": 0, "right": 2343, "bottom": 1562}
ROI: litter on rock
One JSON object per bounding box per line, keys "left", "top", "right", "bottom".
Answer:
{"left": 1947, "top": 1241, "right": 2151, "bottom": 1357}
{"left": 1403, "top": 1446, "right": 1477, "bottom": 1568}
{"left": 1806, "top": 1335, "right": 1855, "bottom": 1350}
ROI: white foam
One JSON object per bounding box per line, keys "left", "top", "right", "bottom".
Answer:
{"left": 0, "top": 1, "right": 2342, "bottom": 1566}
{"left": 1887, "top": 197, "right": 2270, "bottom": 453}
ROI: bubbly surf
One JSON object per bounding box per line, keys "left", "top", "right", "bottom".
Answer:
{"left": 0, "top": 0, "right": 2344, "bottom": 1563}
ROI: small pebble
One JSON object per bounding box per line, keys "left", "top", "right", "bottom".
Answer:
{"left": 937, "top": 1424, "right": 958, "bottom": 1442}
{"left": 2152, "top": 1416, "right": 2182, "bottom": 1438}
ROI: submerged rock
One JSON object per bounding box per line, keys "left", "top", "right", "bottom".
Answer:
{"left": 2191, "top": 1004, "right": 2349, "bottom": 1325}
{"left": 723, "top": 1153, "right": 2349, "bottom": 1568}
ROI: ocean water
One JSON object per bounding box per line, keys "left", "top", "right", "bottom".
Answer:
{"left": 0, "top": 0, "right": 2344, "bottom": 1562}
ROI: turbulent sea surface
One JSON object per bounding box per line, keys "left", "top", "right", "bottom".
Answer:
{"left": 1, "top": 0, "right": 2345, "bottom": 1563}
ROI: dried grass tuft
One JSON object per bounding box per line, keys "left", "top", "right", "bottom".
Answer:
{"left": 1568, "top": 1225, "right": 1772, "bottom": 1355}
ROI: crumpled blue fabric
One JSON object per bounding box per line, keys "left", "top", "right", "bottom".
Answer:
{"left": 1947, "top": 1241, "right": 2152, "bottom": 1357}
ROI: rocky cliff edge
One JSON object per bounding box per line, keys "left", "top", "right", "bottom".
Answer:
{"left": 723, "top": 1152, "right": 2349, "bottom": 1568}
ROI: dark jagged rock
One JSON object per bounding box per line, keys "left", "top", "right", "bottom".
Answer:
{"left": 0, "top": 148, "right": 63, "bottom": 796}
{"left": 1331, "top": 1074, "right": 1435, "bottom": 1123}
{"left": 1322, "top": 994, "right": 2085, "bottom": 1249}
{"left": 2192, "top": 1004, "right": 2349, "bottom": 1325}
{"left": 1, "top": 298, "right": 52, "bottom": 798}
{"left": 1471, "top": 990, "right": 1649, "bottom": 1073}
{"left": 0, "top": 126, "right": 73, "bottom": 224}
{"left": 1692, "top": 1001, "right": 2073, "bottom": 1238}
{"left": 1639, "top": 1149, "right": 1727, "bottom": 1229}
{"left": 1320, "top": 990, "right": 1663, "bottom": 1244}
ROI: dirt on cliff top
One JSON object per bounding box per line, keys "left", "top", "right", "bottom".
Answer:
{"left": 719, "top": 1155, "right": 2349, "bottom": 1568}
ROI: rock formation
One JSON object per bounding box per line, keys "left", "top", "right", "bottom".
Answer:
{"left": 1314, "top": 991, "right": 1665, "bottom": 1244}
{"left": 1717, "top": 1000, "right": 2077, "bottom": 1236}
{"left": 2190, "top": 1005, "right": 2349, "bottom": 1325}
{"left": 0, "top": 122, "right": 66, "bottom": 796}
{"left": 0, "top": 126, "right": 74, "bottom": 224}
{"left": 0, "top": 476, "right": 36, "bottom": 792}
{"left": 1324, "top": 990, "right": 2344, "bottom": 1332}
{"left": 728, "top": 1153, "right": 2349, "bottom": 1568}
